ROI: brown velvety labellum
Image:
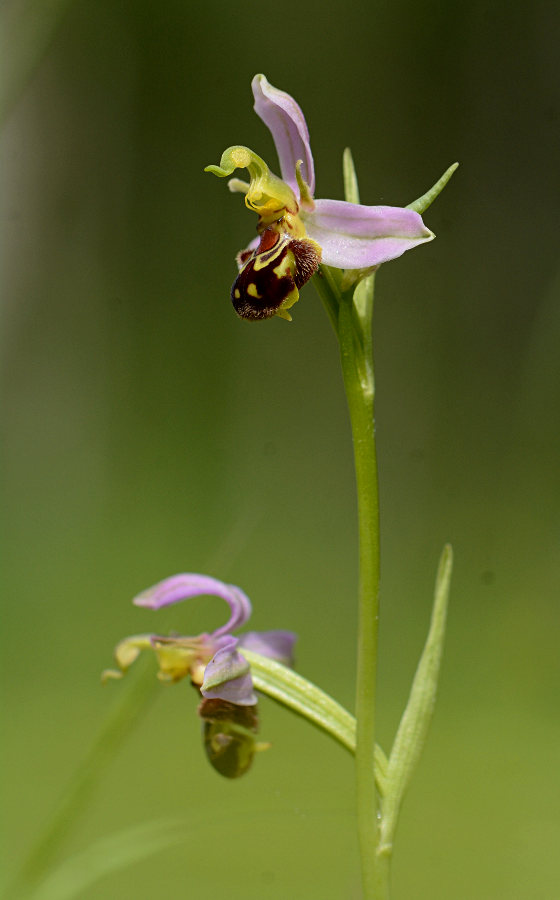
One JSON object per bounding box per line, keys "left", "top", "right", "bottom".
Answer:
{"left": 231, "top": 228, "right": 320, "bottom": 321}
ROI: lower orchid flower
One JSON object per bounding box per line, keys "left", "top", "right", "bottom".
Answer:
{"left": 205, "top": 74, "right": 434, "bottom": 321}
{"left": 103, "top": 574, "right": 296, "bottom": 777}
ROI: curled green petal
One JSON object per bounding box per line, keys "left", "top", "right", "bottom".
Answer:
{"left": 205, "top": 145, "right": 266, "bottom": 179}
{"left": 205, "top": 145, "right": 298, "bottom": 223}
{"left": 380, "top": 544, "right": 453, "bottom": 855}
{"left": 407, "top": 162, "right": 459, "bottom": 214}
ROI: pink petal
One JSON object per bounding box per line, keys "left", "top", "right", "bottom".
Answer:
{"left": 252, "top": 74, "right": 315, "bottom": 196}
{"left": 238, "top": 631, "right": 297, "bottom": 667}
{"left": 133, "top": 574, "right": 252, "bottom": 636}
{"left": 304, "top": 199, "right": 434, "bottom": 268}
{"left": 201, "top": 637, "right": 257, "bottom": 706}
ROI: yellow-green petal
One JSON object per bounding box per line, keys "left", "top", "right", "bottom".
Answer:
{"left": 205, "top": 145, "right": 298, "bottom": 224}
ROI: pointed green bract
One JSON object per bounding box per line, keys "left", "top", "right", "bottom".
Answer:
{"left": 343, "top": 147, "right": 361, "bottom": 205}
{"left": 380, "top": 544, "right": 453, "bottom": 854}
{"left": 338, "top": 149, "right": 378, "bottom": 299}
{"left": 407, "top": 163, "right": 459, "bottom": 214}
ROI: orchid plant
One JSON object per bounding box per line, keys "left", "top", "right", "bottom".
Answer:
{"left": 11, "top": 76, "right": 457, "bottom": 900}
{"left": 204, "top": 75, "right": 455, "bottom": 898}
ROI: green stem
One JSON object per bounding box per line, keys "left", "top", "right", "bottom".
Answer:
{"left": 312, "top": 151, "right": 456, "bottom": 896}
{"left": 315, "top": 259, "right": 387, "bottom": 899}
{"left": 337, "top": 283, "right": 386, "bottom": 900}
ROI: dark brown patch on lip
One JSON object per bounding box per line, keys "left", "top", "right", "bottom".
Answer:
{"left": 232, "top": 255, "right": 293, "bottom": 319}
{"left": 231, "top": 229, "right": 321, "bottom": 321}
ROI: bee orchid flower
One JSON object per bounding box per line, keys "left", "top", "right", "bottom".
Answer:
{"left": 103, "top": 573, "right": 295, "bottom": 703}
{"left": 103, "top": 574, "right": 296, "bottom": 777}
{"left": 205, "top": 74, "right": 434, "bottom": 321}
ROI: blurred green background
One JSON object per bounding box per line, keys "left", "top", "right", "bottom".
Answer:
{"left": 2, "top": 0, "right": 559, "bottom": 897}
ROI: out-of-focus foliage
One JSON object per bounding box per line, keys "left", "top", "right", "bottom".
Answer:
{"left": 2, "top": 1, "right": 559, "bottom": 897}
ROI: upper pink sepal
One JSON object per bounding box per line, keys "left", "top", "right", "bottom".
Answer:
{"left": 133, "top": 574, "right": 252, "bottom": 636}
{"left": 252, "top": 74, "right": 315, "bottom": 196}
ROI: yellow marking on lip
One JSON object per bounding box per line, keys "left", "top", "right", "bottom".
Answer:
{"left": 246, "top": 283, "right": 263, "bottom": 299}
{"left": 253, "top": 247, "right": 283, "bottom": 271}
{"left": 273, "top": 258, "right": 291, "bottom": 278}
